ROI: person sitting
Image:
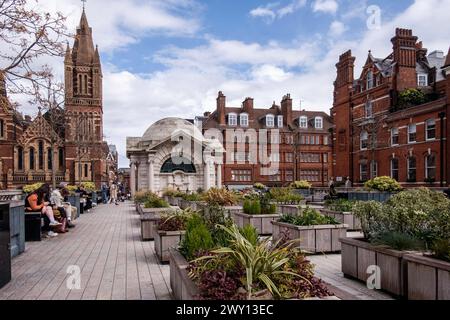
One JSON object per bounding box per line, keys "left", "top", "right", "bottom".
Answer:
{"left": 25, "top": 184, "right": 61, "bottom": 238}
{"left": 76, "top": 185, "right": 92, "bottom": 212}
{"left": 51, "top": 183, "right": 76, "bottom": 229}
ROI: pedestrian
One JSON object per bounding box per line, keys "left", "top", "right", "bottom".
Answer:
{"left": 110, "top": 182, "right": 119, "bottom": 205}
{"left": 345, "top": 177, "right": 352, "bottom": 189}
{"left": 101, "top": 182, "right": 108, "bottom": 204}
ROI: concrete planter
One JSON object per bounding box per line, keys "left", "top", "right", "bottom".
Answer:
{"left": 347, "top": 192, "right": 395, "bottom": 202}
{"left": 154, "top": 227, "right": 186, "bottom": 263}
{"left": 320, "top": 209, "right": 361, "bottom": 231}
{"left": 140, "top": 214, "right": 161, "bottom": 241}
{"left": 67, "top": 195, "right": 81, "bottom": 218}
{"left": 272, "top": 221, "right": 347, "bottom": 253}
{"left": 179, "top": 200, "right": 204, "bottom": 211}
{"left": 232, "top": 212, "right": 281, "bottom": 236}
{"left": 292, "top": 189, "right": 312, "bottom": 197}
{"left": 404, "top": 253, "right": 450, "bottom": 300}
{"left": 169, "top": 248, "right": 200, "bottom": 300}
{"left": 340, "top": 238, "right": 408, "bottom": 297}
{"left": 276, "top": 205, "right": 301, "bottom": 215}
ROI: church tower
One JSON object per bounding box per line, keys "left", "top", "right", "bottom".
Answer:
{"left": 64, "top": 7, "right": 107, "bottom": 186}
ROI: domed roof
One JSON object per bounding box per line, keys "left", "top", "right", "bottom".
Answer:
{"left": 142, "top": 117, "right": 203, "bottom": 143}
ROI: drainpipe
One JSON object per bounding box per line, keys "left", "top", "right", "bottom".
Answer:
{"left": 439, "top": 111, "right": 446, "bottom": 187}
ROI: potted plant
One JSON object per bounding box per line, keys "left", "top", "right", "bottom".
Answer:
{"left": 138, "top": 192, "right": 173, "bottom": 241}
{"left": 272, "top": 207, "right": 347, "bottom": 254}
{"left": 321, "top": 199, "right": 361, "bottom": 230}
{"left": 290, "top": 181, "right": 312, "bottom": 197}
{"left": 202, "top": 188, "right": 242, "bottom": 217}
{"left": 348, "top": 176, "right": 402, "bottom": 202}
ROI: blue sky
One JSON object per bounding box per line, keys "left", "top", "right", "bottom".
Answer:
{"left": 13, "top": 0, "right": 450, "bottom": 167}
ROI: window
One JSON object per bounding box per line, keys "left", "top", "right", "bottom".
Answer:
{"left": 360, "top": 163, "right": 368, "bottom": 182}
{"left": 228, "top": 113, "right": 237, "bottom": 126}
{"left": 426, "top": 119, "right": 436, "bottom": 140}
{"left": 285, "top": 134, "right": 294, "bottom": 144}
{"left": 271, "top": 132, "right": 280, "bottom": 144}
{"left": 285, "top": 170, "right": 294, "bottom": 182}
{"left": 29, "top": 147, "right": 35, "bottom": 170}
{"left": 0, "top": 119, "right": 4, "bottom": 138}
{"left": 38, "top": 141, "right": 44, "bottom": 170}
{"left": 323, "top": 136, "right": 329, "bottom": 146}
{"left": 418, "top": 73, "right": 428, "bottom": 87}
{"left": 269, "top": 173, "right": 282, "bottom": 182}
{"left": 408, "top": 124, "right": 417, "bottom": 143}
{"left": 315, "top": 136, "right": 320, "bottom": 145}
{"left": 299, "top": 116, "right": 308, "bottom": 128}
{"left": 360, "top": 131, "right": 369, "bottom": 150}
{"left": 407, "top": 157, "right": 417, "bottom": 182}
{"left": 266, "top": 115, "right": 275, "bottom": 127}
{"left": 160, "top": 157, "right": 196, "bottom": 173}
{"left": 240, "top": 113, "right": 248, "bottom": 127}
{"left": 370, "top": 161, "right": 378, "bottom": 179}
{"left": 84, "top": 163, "right": 89, "bottom": 178}
{"left": 315, "top": 117, "right": 323, "bottom": 129}
{"left": 391, "top": 158, "right": 399, "bottom": 181}
{"left": 300, "top": 153, "right": 321, "bottom": 163}
{"left": 425, "top": 154, "right": 436, "bottom": 180}
{"left": 367, "top": 71, "right": 374, "bottom": 90}
{"left": 301, "top": 135, "right": 306, "bottom": 145}
{"left": 47, "top": 148, "right": 52, "bottom": 170}
{"left": 323, "top": 153, "right": 328, "bottom": 163}
{"left": 277, "top": 115, "right": 283, "bottom": 128}
{"left": 391, "top": 128, "right": 399, "bottom": 146}
{"left": 365, "top": 100, "right": 373, "bottom": 118}
{"left": 59, "top": 148, "right": 64, "bottom": 169}
{"left": 17, "top": 147, "right": 23, "bottom": 171}
{"left": 285, "top": 153, "right": 294, "bottom": 163}
{"left": 300, "top": 170, "right": 321, "bottom": 182}
{"left": 231, "top": 170, "right": 251, "bottom": 182}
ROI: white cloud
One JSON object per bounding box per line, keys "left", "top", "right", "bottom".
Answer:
{"left": 312, "top": 0, "right": 339, "bottom": 14}
{"left": 250, "top": 0, "right": 307, "bottom": 23}
{"left": 329, "top": 21, "right": 346, "bottom": 37}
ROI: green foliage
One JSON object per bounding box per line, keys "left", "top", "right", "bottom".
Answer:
{"left": 290, "top": 180, "right": 312, "bottom": 190}
{"left": 243, "top": 199, "right": 261, "bottom": 215}
{"left": 134, "top": 191, "right": 154, "bottom": 204}
{"left": 81, "top": 182, "right": 96, "bottom": 192}
{"left": 142, "top": 192, "right": 170, "bottom": 208}
{"left": 364, "top": 176, "right": 402, "bottom": 192}
{"left": 325, "top": 199, "right": 355, "bottom": 212}
{"left": 372, "top": 232, "right": 425, "bottom": 251}
{"left": 239, "top": 224, "right": 259, "bottom": 246}
{"left": 279, "top": 207, "right": 339, "bottom": 226}
{"left": 269, "top": 188, "right": 303, "bottom": 204}
{"left": 158, "top": 208, "right": 196, "bottom": 232}
{"left": 253, "top": 183, "right": 266, "bottom": 190}
{"left": 352, "top": 201, "right": 384, "bottom": 239}
{"left": 23, "top": 183, "right": 44, "bottom": 194}
{"left": 182, "top": 192, "right": 203, "bottom": 202}
{"left": 432, "top": 239, "right": 450, "bottom": 262}
{"left": 203, "top": 188, "right": 238, "bottom": 206}
{"left": 202, "top": 205, "right": 234, "bottom": 247}
{"left": 180, "top": 214, "right": 214, "bottom": 260}
{"left": 398, "top": 88, "right": 426, "bottom": 107}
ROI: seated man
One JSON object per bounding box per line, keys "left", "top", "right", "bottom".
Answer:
{"left": 51, "top": 183, "right": 76, "bottom": 229}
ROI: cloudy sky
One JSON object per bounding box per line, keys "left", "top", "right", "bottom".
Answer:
{"left": 10, "top": 0, "right": 450, "bottom": 167}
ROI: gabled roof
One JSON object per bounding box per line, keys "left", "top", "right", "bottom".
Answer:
{"left": 17, "top": 113, "right": 63, "bottom": 146}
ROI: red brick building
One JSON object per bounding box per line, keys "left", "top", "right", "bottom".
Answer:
{"left": 332, "top": 28, "right": 450, "bottom": 187}
{"left": 201, "top": 92, "right": 332, "bottom": 188}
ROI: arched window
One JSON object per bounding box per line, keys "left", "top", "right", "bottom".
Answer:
{"left": 425, "top": 154, "right": 436, "bottom": 180}
{"left": 59, "top": 148, "right": 64, "bottom": 169}
{"left": 240, "top": 113, "right": 248, "bottom": 127}
{"left": 299, "top": 116, "right": 308, "bottom": 129}
{"left": 315, "top": 117, "right": 323, "bottom": 129}
{"left": 17, "top": 147, "right": 24, "bottom": 171}
{"left": 367, "top": 70, "right": 374, "bottom": 89}
{"left": 360, "top": 131, "right": 369, "bottom": 150}
{"left": 160, "top": 157, "right": 196, "bottom": 173}
{"left": 391, "top": 158, "right": 399, "bottom": 181}
{"left": 407, "top": 157, "right": 417, "bottom": 182}
{"left": 47, "top": 148, "right": 52, "bottom": 170}
{"left": 29, "top": 147, "right": 35, "bottom": 170}
{"left": 84, "top": 74, "right": 88, "bottom": 94}
{"left": 78, "top": 74, "right": 83, "bottom": 94}
{"left": 38, "top": 141, "right": 44, "bottom": 170}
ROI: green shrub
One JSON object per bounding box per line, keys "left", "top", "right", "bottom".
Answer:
{"left": 353, "top": 201, "right": 384, "bottom": 239}
{"left": 432, "top": 239, "right": 450, "bottom": 262}
{"left": 135, "top": 191, "right": 154, "bottom": 204}
{"left": 180, "top": 215, "right": 214, "bottom": 261}
{"left": 398, "top": 88, "right": 426, "bottom": 107}
{"left": 253, "top": 183, "right": 266, "bottom": 190}
{"left": 23, "top": 183, "right": 44, "bottom": 194}
{"left": 143, "top": 192, "right": 170, "bottom": 208}
{"left": 364, "top": 176, "right": 402, "bottom": 192}
{"left": 290, "top": 181, "right": 312, "bottom": 190}
{"left": 239, "top": 224, "right": 259, "bottom": 246}
{"left": 372, "top": 231, "right": 425, "bottom": 251}
{"left": 325, "top": 199, "right": 355, "bottom": 212}
{"left": 243, "top": 199, "right": 261, "bottom": 215}
{"left": 269, "top": 188, "right": 303, "bottom": 204}
{"left": 203, "top": 188, "right": 238, "bottom": 206}
{"left": 182, "top": 193, "right": 203, "bottom": 202}
{"left": 279, "top": 207, "right": 339, "bottom": 226}
{"left": 81, "top": 182, "right": 96, "bottom": 192}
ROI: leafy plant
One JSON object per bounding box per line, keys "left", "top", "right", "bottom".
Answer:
{"left": 398, "top": 88, "right": 426, "bottom": 107}
{"left": 290, "top": 181, "right": 312, "bottom": 190}
{"left": 180, "top": 214, "right": 214, "bottom": 260}
{"left": 239, "top": 224, "right": 259, "bottom": 246}
{"left": 243, "top": 199, "right": 262, "bottom": 215}
{"left": 134, "top": 191, "right": 154, "bottom": 204}
{"left": 325, "top": 199, "right": 355, "bottom": 212}
{"left": 279, "top": 207, "right": 339, "bottom": 226}
{"left": 157, "top": 208, "right": 195, "bottom": 232}
{"left": 364, "top": 176, "right": 402, "bottom": 192}
{"left": 182, "top": 192, "right": 203, "bottom": 202}
{"left": 352, "top": 201, "right": 384, "bottom": 239}
{"left": 144, "top": 192, "right": 170, "bottom": 208}
{"left": 432, "top": 239, "right": 450, "bottom": 262}
{"left": 253, "top": 183, "right": 266, "bottom": 190}
{"left": 269, "top": 188, "right": 303, "bottom": 204}
{"left": 81, "top": 182, "right": 96, "bottom": 192}
{"left": 23, "top": 183, "right": 44, "bottom": 194}
{"left": 372, "top": 231, "right": 425, "bottom": 251}
{"left": 203, "top": 188, "right": 238, "bottom": 206}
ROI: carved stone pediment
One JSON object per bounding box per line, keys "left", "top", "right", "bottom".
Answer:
{"left": 17, "top": 114, "right": 63, "bottom": 146}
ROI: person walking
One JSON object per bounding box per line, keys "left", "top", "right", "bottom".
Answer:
{"left": 101, "top": 182, "right": 109, "bottom": 204}
{"left": 110, "top": 182, "right": 119, "bottom": 205}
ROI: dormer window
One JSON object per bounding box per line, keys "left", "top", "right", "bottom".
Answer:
{"left": 315, "top": 117, "right": 323, "bottom": 129}
{"left": 240, "top": 113, "right": 249, "bottom": 127}
{"left": 299, "top": 116, "right": 308, "bottom": 129}
{"left": 266, "top": 115, "right": 275, "bottom": 127}
{"left": 418, "top": 73, "right": 428, "bottom": 87}
{"left": 228, "top": 113, "right": 237, "bottom": 126}
{"left": 277, "top": 115, "right": 283, "bottom": 128}
{"left": 366, "top": 70, "right": 374, "bottom": 90}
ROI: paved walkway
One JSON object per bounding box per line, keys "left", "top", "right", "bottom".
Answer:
{"left": 0, "top": 202, "right": 171, "bottom": 300}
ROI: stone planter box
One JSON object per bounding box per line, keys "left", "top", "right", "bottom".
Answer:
{"left": 272, "top": 221, "right": 347, "bottom": 253}
{"left": 347, "top": 192, "right": 395, "bottom": 202}
{"left": 276, "top": 205, "right": 301, "bottom": 215}
{"left": 232, "top": 212, "right": 281, "bottom": 236}
{"left": 169, "top": 248, "right": 200, "bottom": 300}
{"left": 67, "top": 195, "right": 81, "bottom": 218}
{"left": 340, "top": 237, "right": 408, "bottom": 297}
{"left": 154, "top": 227, "right": 186, "bottom": 263}
{"left": 292, "top": 189, "right": 312, "bottom": 197}
{"left": 404, "top": 253, "right": 450, "bottom": 300}
{"left": 140, "top": 214, "right": 161, "bottom": 241}
{"left": 320, "top": 209, "right": 361, "bottom": 231}
{"left": 179, "top": 200, "right": 204, "bottom": 211}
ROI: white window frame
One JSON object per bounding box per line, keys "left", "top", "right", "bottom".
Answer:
{"left": 425, "top": 119, "right": 436, "bottom": 141}
{"left": 240, "top": 113, "right": 249, "bottom": 127}
{"left": 228, "top": 113, "right": 238, "bottom": 126}
{"left": 408, "top": 124, "right": 417, "bottom": 144}
{"left": 360, "top": 131, "right": 369, "bottom": 150}
{"left": 266, "top": 115, "right": 275, "bottom": 128}
{"left": 299, "top": 116, "right": 308, "bottom": 129}
{"left": 323, "top": 136, "right": 329, "bottom": 145}
{"left": 367, "top": 71, "right": 374, "bottom": 90}
{"left": 391, "top": 127, "right": 399, "bottom": 146}
{"left": 418, "top": 73, "right": 428, "bottom": 87}
{"left": 360, "top": 163, "right": 368, "bottom": 182}
{"left": 277, "top": 115, "right": 283, "bottom": 128}
{"left": 370, "top": 160, "right": 378, "bottom": 179}
{"left": 425, "top": 154, "right": 436, "bottom": 180}
{"left": 390, "top": 158, "right": 399, "bottom": 181}
{"left": 407, "top": 156, "right": 417, "bottom": 181}
{"left": 315, "top": 117, "right": 323, "bottom": 129}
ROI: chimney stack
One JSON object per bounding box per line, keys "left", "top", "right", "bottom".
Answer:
{"left": 217, "top": 91, "right": 226, "bottom": 125}
{"left": 391, "top": 28, "right": 418, "bottom": 91}
{"left": 281, "top": 94, "right": 293, "bottom": 126}
{"left": 242, "top": 97, "right": 254, "bottom": 117}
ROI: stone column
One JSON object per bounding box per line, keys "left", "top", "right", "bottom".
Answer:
{"left": 216, "top": 164, "right": 222, "bottom": 189}
{"left": 130, "top": 161, "right": 136, "bottom": 197}
{"left": 148, "top": 155, "right": 155, "bottom": 192}
{"left": 204, "top": 158, "right": 211, "bottom": 191}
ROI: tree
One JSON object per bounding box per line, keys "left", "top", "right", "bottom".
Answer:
{"left": 0, "top": 0, "right": 69, "bottom": 95}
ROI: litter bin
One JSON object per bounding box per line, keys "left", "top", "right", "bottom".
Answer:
{"left": 9, "top": 202, "right": 25, "bottom": 257}
{"left": 25, "top": 212, "right": 42, "bottom": 242}
{"left": 0, "top": 203, "right": 12, "bottom": 289}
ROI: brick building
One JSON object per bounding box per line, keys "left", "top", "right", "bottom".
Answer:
{"left": 201, "top": 92, "right": 333, "bottom": 188}
{"left": 0, "top": 8, "right": 111, "bottom": 189}
{"left": 332, "top": 28, "right": 450, "bottom": 187}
